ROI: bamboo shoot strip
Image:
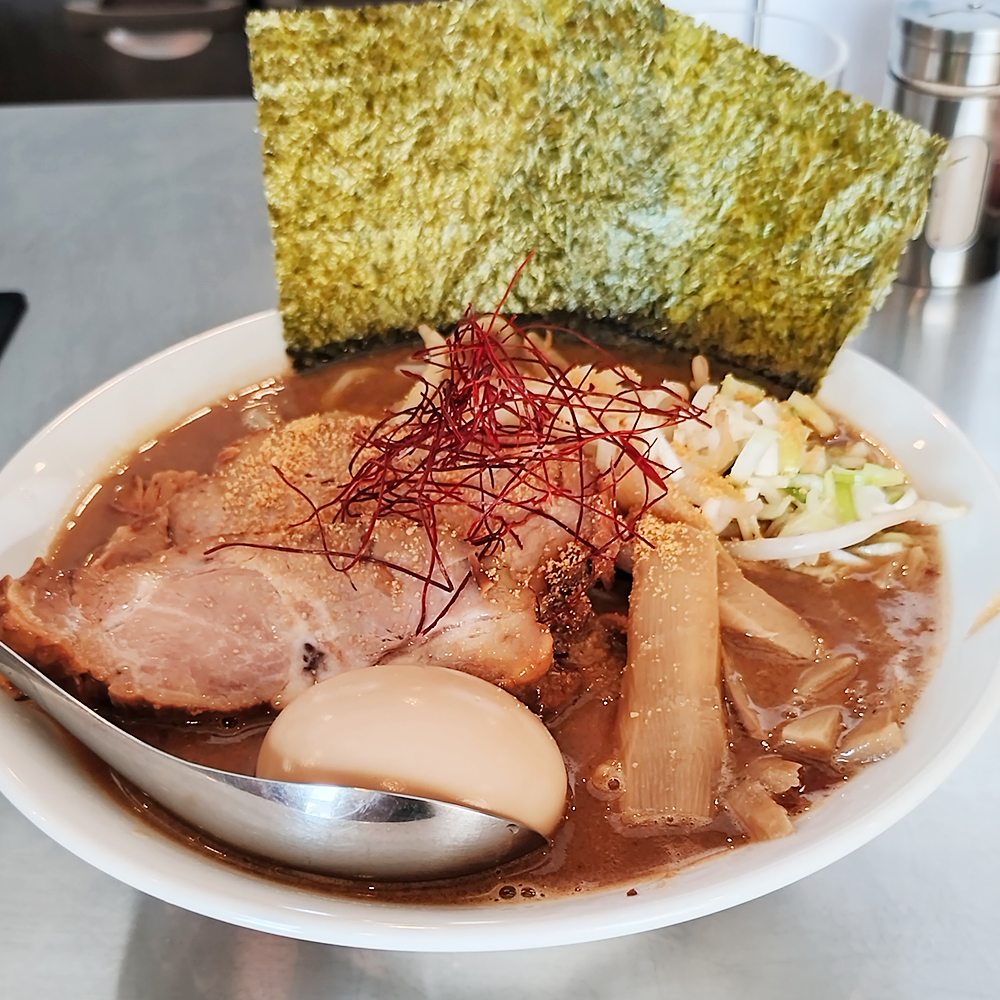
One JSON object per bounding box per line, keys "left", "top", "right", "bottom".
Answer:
{"left": 721, "top": 645, "right": 766, "bottom": 741}
{"left": 716, "top": 544, "right": 819, "bottom": 661}
{"left": 618, "top": 517, "right": 726, "bottom": 827}
{"left": 722, "top": 778, "right": 795, "bottom": 841}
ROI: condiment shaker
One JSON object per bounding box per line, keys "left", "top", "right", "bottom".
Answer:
{"left": 887, "top": 1, "right": 1000, "bottom": 287}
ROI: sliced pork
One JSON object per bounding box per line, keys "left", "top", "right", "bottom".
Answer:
{"left": 0, "top": 412, "right": 613, "bottom": 713}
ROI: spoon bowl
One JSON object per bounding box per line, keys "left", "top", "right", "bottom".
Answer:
{"left": 0, "top": 641, "right": 546, "bottom": 881}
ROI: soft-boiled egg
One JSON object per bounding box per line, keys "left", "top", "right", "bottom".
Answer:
{"left": 256, "top": 663, "right": 568, "bottom": 838}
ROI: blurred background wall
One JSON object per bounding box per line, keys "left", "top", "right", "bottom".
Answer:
{"left": 0, "top": 0, "right": 894, "bottom": 105}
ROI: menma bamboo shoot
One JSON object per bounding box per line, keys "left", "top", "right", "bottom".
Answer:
{"left": 716, "top": 544, "right": 819, "bottom": 661}
{"left": 618, "top": 516, "right": 726, "bottom": 827}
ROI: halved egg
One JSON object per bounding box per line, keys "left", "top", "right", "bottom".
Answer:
{"left": 256, "top": 663, "right": 568, "bottom": 838}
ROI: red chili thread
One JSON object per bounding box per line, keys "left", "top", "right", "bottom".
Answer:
{"left": 210, "top": 260, "right": 703, "bottom": 630}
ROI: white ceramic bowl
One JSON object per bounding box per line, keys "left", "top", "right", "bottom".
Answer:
{"left": 1, "top": 311, "right": 998, "bottom": 952}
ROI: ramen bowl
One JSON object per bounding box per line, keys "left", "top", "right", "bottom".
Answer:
{"left": 0, "top": 311, "right": 998, "bottom": 952}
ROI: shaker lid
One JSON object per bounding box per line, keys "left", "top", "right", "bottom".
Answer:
{"left": 891, "top": 1, "right": 1000, "bottom": 88}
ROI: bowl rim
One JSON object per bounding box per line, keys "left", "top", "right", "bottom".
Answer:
{"left": 1, "top": 310, "right": 999, "bottom": 952}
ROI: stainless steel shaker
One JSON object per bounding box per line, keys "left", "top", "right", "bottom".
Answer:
{"left": 887, "top": 1, "right": 1000, "bottom": 287}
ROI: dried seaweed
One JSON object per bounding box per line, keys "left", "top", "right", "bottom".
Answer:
{"left": 248, "top": 0, "right": 944, "bottom": 391}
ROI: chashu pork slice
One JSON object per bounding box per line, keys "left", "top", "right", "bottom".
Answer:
{"left": 165, "top": 410, "right": 619, "bottom": 593}
{"left": 0, "top": 412, "right": 616, "bottom": 713}
{"left": 0, "top": 523, "right": 552, "bottom": 713}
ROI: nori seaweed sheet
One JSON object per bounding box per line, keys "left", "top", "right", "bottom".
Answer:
{"left": 248, "top": 0, "right": 944, "bottom": 392}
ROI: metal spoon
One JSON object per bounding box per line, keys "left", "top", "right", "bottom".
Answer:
{"left": 0, "top": 642, "right": 546, "bottom": 881}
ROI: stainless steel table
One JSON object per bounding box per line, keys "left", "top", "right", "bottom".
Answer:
{"left": 1, "top": 98, "right": 998, "bottom": 1000}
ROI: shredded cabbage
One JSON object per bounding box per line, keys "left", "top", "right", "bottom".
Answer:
{"left": 527, "top": 339, "right": 966, "bottom": 570}
{"left": 566, "top": 355, "right": 966, "bottom": 569}
{"left": 647, "top": 363, "right": 967, "bottom": 566}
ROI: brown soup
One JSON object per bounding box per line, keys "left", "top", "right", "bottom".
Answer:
{"left": 36, "top": 343, "right": 945, "bottom": 904}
